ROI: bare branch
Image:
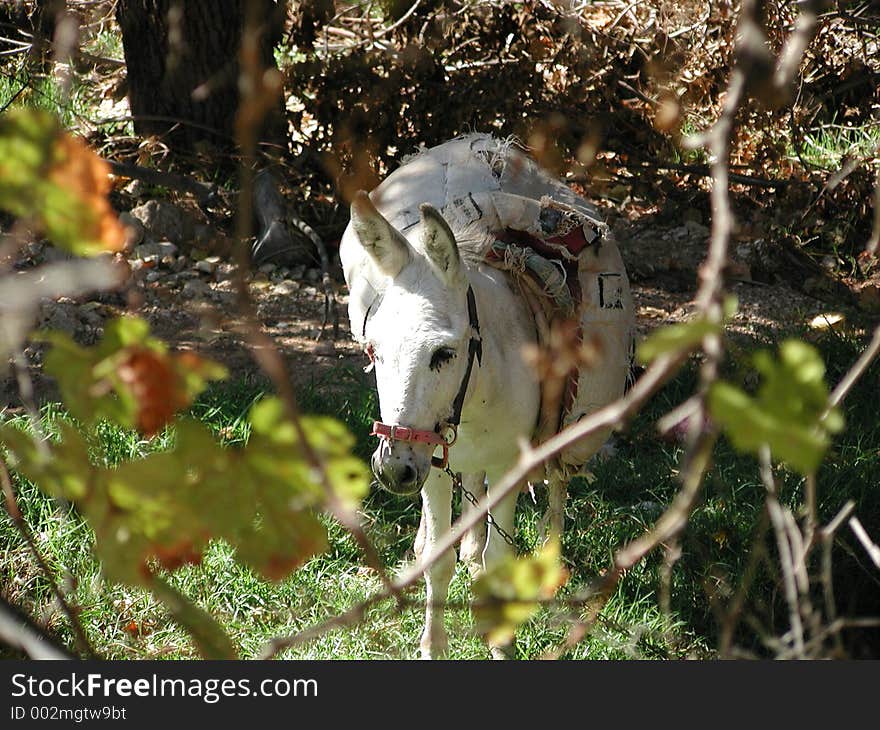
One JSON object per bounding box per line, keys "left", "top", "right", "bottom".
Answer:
{"left": 718, "top": 511, "right": 770, "bottom": 657}
{"left": 234, "top": 1, "right": 394, "bottom": 596}
{"left": 773, "top": 0, "right": 826, "bottom": 95}
{"left": 0, "top": 457, "right": 96, "bottom": 658}
{"left": 821, "top": 500, "right": 856, "bottom": 538}
{"left": 614, "top": 430, "right": 716, "bottom": 574}
{"left": 260, "top": 350, "right": 687, "bottom": 657}
{"left": 819, "top": 500, "right": 856, "bottom": 657}
{"left": 867, "top": 167, "right": 880, "bottom": 256}
{"left": 583, "top": 157, "right": 790, "bottom": 189}
{"left": 106, "top": 159, "right": 217, "bottom": 207}
{"left": 0, "top": 597, "right": 74, "bottom": 660}
{"left": 848, "top": 516, "right": 880, "bottom": 571}
{"left": 760, "top": 447, "right": 807, "bottom": 657}
{"left": 827, "top": 324, "right": 880, "bottom": 411}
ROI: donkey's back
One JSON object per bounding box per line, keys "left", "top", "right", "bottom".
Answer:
{"left": 358, "top": 134, "right": 600, "bottom": 231}
{"left": 341, "top": 135, "right": 600, "bottom": 322}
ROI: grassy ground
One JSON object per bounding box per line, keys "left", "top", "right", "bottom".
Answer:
{"left": 2, "top": 325, "right": 878, "bottom": 660}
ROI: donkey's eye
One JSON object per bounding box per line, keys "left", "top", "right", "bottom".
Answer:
{"left": 429, "top": 347, "right": 456, "bottom": 371}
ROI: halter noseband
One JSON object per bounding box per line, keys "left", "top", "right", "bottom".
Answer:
{"left": 370, "top": 285, "right": 482, "bottom": 469}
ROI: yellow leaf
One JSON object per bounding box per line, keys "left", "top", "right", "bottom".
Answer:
{"left": 473, "top": 540, "right": 568, "bottom": 646}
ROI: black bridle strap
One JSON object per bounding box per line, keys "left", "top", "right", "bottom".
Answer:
{"left": 370, "top": 285, "right": 481, "bottom": 470}
{"left": 447, "top": 285, "right": 482, "bottom": 427}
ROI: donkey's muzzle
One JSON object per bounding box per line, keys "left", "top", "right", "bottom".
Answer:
{"left": 371, "top": 449, "right": 426, "bottom": 496}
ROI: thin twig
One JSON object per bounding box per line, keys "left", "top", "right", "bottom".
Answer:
{"left": 802, "top": 472, "right": 818, "bottom": 549}
{"left": 826, "top": 324, "right": 880, "bottom": 411}
{"left": 613, "top": 430, "right": 716, "bottom": 575}
{"left": 0, "top": 82, "right": 27, "bottom": 113}
{"left": 819, "top": 500, "right": 856, "bottom": 657}
{"left": 371, "top": 0, "right": 424, "bottom": 40}
{"left": 867, "top": 167, "right": 880, "bottom": 256}
{"left": 0, "top": 457, "right": 95, "bottom": 658}
{"left": 10, "top": 349, "right": 48, "bottom": 457}
{"left": 0, "top": 597, "right": 74, "bottom": 660}
{"left": 821, "top": 500, "right": 856, "bottom": 538}
{"left": 260, "top": 349, "right": 690, "bottom": 657}
{"left": 773, "top": 0, "right": 825, "bottom": 94}
{"left": 234, "top": 1, "right": 394, "bottom": 597}
{"left": 848, "top": 516, "right": 880, "bottom": 570}
{"left": 718, "top": 510, "right": 770, "bottom": 657}
{"left": 337, "top": 0, "right": 424, "bottom": 50}
{"left": 658, "top": 538, "right": 682, "bottom": 648}
{"left": 582, "top": 157, "right": 790, "bottom": 188}
{"left": 105, "top": 159, "right": 217, "bottom": 207}
{"left": 759, "top": 447, "right": 806, "bottom": 658}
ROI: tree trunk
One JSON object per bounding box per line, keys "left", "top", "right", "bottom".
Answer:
{"left": 115, "top": 0, "right": 284, "bottom": 153}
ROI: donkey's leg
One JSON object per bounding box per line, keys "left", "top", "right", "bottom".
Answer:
{"left": 480, "top": 474, "right": 518, "bottom": 571}
{"left": 414, "top": 509, "right": 427, "bottom": 560}
{"left": 419, "top": 469, "right": 455, "bottom": 659}
{"left": 545, "top": 471, "right": 568, "bottom": 542}
{"left": 458, "top": 471, "right": 487, "bottom": 576}
{"left": 537, "top": 470, "right": 569, "bottom": 544}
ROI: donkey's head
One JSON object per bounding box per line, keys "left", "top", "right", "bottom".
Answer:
{"left": 349, "top": 191, "right": 479, "bottom": 495}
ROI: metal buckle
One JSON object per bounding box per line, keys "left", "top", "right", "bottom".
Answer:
{"left": 439, "top": 423, "right": 457, "bottom": 447}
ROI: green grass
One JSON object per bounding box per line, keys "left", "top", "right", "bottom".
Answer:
{"left": 2, "top": 328, "right": 879, "bottom": 659}
{"left": 0, "top": 70, "right": 91, "bottom": 130}
{"left": 0, "top": 53, "right": 132, "bottom": 138}
{"left": 674, "top": 115, "right": 711, "bottom": 166}
{"left": 793, "top": 121, "right": 880, "bottom": 171}
{"left": 85, "top": 30, "right": 125, "bottom": 63}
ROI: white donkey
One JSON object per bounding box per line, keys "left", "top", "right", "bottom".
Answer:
{"left": 340, "top": 135, "right": 633, "bottom": 658}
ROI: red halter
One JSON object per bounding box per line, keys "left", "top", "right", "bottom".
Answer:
{"left": 369, "top": 421, "right": 458, "bottom": 469}
{"left": 369, "top": 286, "right": 481, "bottom": 470}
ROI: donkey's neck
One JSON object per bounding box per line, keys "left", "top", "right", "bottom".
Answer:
{"left": 453, "top": 264, "right": 542, "bottom": 475}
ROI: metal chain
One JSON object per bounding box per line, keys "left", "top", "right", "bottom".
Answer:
{"left": 444, "top": 465, "right": 517, "bottom": 548}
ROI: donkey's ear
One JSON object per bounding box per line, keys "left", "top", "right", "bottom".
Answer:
{"left": 420, "top": 204, "right": 464, "bottom": 288}
{"left": 350, "top": 190, "right": 410, "bottom": 277}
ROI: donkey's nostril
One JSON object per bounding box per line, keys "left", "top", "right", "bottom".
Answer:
{"left": 399, "top": 464, "right": 417, "bottom": 486}
{"left": 372, "top": 452, "right": 421, "bottom": 494}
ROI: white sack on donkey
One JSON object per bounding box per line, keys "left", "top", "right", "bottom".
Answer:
{"left": 339, "top": 134, "right": 635, "bottom": 658}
